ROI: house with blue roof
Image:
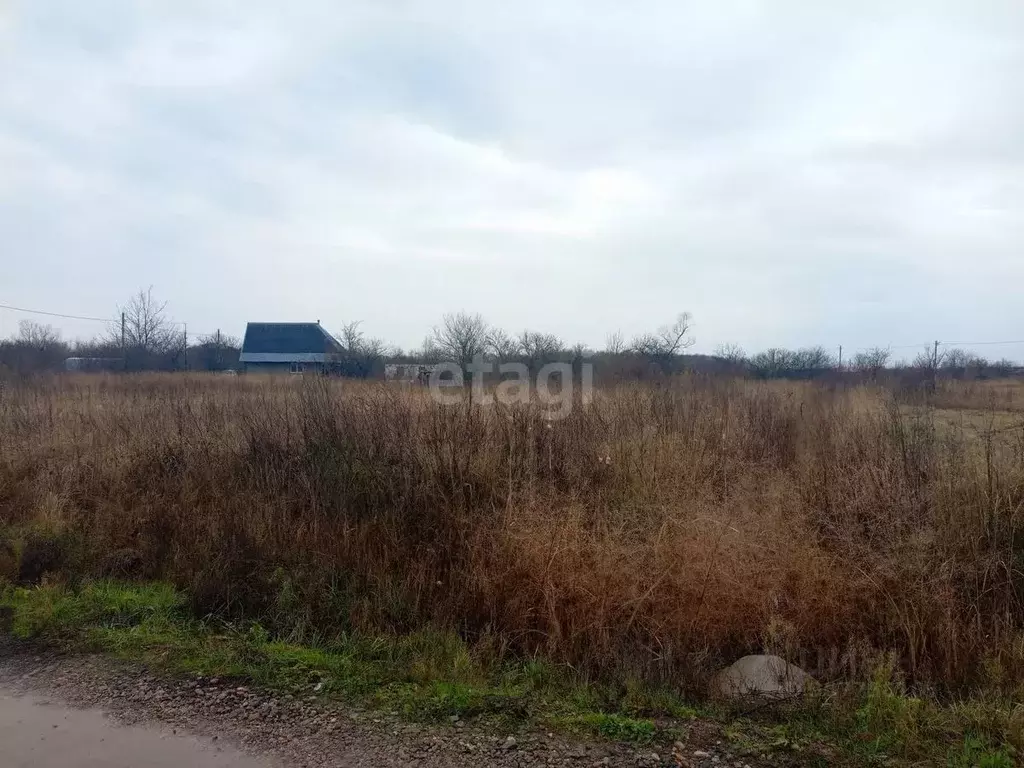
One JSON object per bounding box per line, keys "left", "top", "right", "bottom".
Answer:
{"left": 238, "top": 322, "right": 343, "bottom": 374}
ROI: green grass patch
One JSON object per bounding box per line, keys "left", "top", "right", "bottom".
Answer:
{"left": 0, "top": 580, "right": 541, "bottom": 722}
{"left": 554, "top": 712, "right": 657, "bottom": 743}
{"left": 1, "top": 579, "right": 1017, "bottom": 766}
{"left": 5, "top": 580, "right": 185, "bottom": 640}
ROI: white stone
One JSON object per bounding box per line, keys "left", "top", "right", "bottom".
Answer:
{"left": 710, "top": 655, "right": 813, "bottom": 701}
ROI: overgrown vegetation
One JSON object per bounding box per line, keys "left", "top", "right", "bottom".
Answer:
{"left": 2, "top": 372, "right": 1024, "bottom": 762}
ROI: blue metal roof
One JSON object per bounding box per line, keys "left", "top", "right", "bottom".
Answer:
{"left": 239, "top": 323, "right": 342, "bottom": 359}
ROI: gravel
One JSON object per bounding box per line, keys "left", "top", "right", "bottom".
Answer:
{"left": 0, "top": 640, "right": 779, "bottom": 768}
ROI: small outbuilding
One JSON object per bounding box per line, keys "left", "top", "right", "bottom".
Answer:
{"left": 238, "top": 322, "right": 343, "bottom": 374}
{"left": 64, "top": 357, "right": 124, "bottom": 372}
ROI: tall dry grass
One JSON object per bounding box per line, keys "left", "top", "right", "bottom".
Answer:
{"left": 2, "top": 372, "right": 1024, "bottom": 695}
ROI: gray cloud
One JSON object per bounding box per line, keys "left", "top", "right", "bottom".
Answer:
{"left": 2, "top": 0, "right": 1023, "bottom": 358}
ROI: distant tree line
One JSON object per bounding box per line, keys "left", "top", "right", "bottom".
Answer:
{"left": 707, "top": 343, "right": 1019, "bottom": 381}
{"left": 1, "top": 289, "right": 1020, "bottom": 382}
{"left": 0, "top": 320, "right": 242, "bottom": 375}
{"left": 393, "top": 310, "right": 696, "bottom": 382}
{"left": 0, "top": 288, "right": 241, "bottom": 375}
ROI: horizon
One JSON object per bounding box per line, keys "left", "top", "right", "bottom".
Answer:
{"left": 4, "top": 301, "right": 1022, "bottom": 367}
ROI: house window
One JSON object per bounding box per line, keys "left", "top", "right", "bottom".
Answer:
{"left": 290, "top": 362, "right": 304, "bottom": 373}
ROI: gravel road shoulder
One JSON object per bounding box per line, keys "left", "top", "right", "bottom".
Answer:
{"left": 0, "top": 640, "right": 774, "bottom": 768}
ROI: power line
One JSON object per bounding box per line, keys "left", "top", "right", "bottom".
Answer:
{"left": 850, "top": 343, "right": 932, "bottom": 353}
{"left": 940, "top": 339, "right": 1024, "bottom": 347}
{"left": 0, "top": 302, "right": 110, "bottom": 323}
{"left": 849, "top": 340, "right": 1024, "bottom": 354}
{"left": 0, "top": 301, "right": 206, "bottom": 330}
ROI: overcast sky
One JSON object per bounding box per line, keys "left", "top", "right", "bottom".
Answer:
{"left": 1, "top": 1, "right": 1022, "bottom": 358}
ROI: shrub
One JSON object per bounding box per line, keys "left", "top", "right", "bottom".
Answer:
{"left": 0, "top": 373, "right": 1023, "bottom": 697}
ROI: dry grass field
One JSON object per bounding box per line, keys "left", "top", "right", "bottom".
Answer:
{"left": 2, "top": 372, "right": 1024, "bottom": 707}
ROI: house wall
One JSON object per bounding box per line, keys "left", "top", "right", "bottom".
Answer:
{"left": 243, "top": 362, "right": 293, "bottom": 374}
{"left": 243, "top": 361, "right": 324, "bottom": 374}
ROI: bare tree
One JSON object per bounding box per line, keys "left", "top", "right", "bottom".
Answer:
{"left": 337, "top": 321, "right": 366, "bottom": 352}
{"left": 911, "top": 344, "right": 947, "bottom": 390}
{"left": 520, "top": 330, "right": 564, "bottom": 374}
{"left": 714, "top": 343, "right": 746, "bottom": 365}
{"left": 749, "top": 348, "right": 796, "bottom": 378}
{"left": 570, "top": 342, "right": 590, "bottom": 377}
{"left": 630, "top": 313, "right": 695, "bottom": 374}
{"left": 939, "top": 348, "right": 989, "bottom": 379}
{"left": 332, "top": 320, "right": 386, "bottom": 378}
{"left": 420, "top": 337, "right": 443, "bottom": 364}
{"left": 109, "top": 287, "right": 182, "bottom": 361}
{"left": 486, "top": 327, "right": 522, "bottom": 361}
{"left": 746, "top": 346, "right": 835, "bottom": 379}
{"left": 793, "top": 346, "right": 836, "bottom": 372}
{"left": 605, "top": 330, "right": 626, "bottom": 355}
{"left": 631, "top": 312, "right": 695, "bottom": 358}
{"left": 194, "top": 331, "right": 241, "bottom": 371}
{"left": 852, "top": 347, "right": 891, "bottom": 379}
{"left": 18, "top": 320, "right": 61, "bottom": 348}
{"left": 430, "top": 312, "right": 490, "bottom": 370}
{"left": 0, "top": 321, "right": 68, "bottom": 372}
{"left": 913, "top": 345, "right": 946, "bottom": 371}
{"left": 941, "top": 348, "right": 973, "bottom": 372}
{"left": 991, "top": 358, "right": 1019, "bottom": 377}
{"left": 196, "top": 331, "right": 240, "bottom": 348}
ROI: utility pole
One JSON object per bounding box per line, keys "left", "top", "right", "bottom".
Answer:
{"left": 183, "top": 323, "right": 188, "bottom": 372}
{"left": 215, "top": 329, "right": 222, "bottom": 370}
{"left": 838, "top": 345, "right": 843, "bottom": 370}
{"left": 121, "top": 311, "right": 126, "bottom": 371}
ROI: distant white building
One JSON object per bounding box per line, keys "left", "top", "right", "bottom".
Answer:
{"left": 384, "top": 363, "right": 435, "bottom": 384}
{"left": 64, "top": 357, "right": 123, "bottom": 372}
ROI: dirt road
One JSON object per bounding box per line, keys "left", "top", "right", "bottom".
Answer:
{"left": 0, "top": 643, "right": 759, "bottom": 768}
{"left": 1, "top": 688, "right": 271, "bottom": 768}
